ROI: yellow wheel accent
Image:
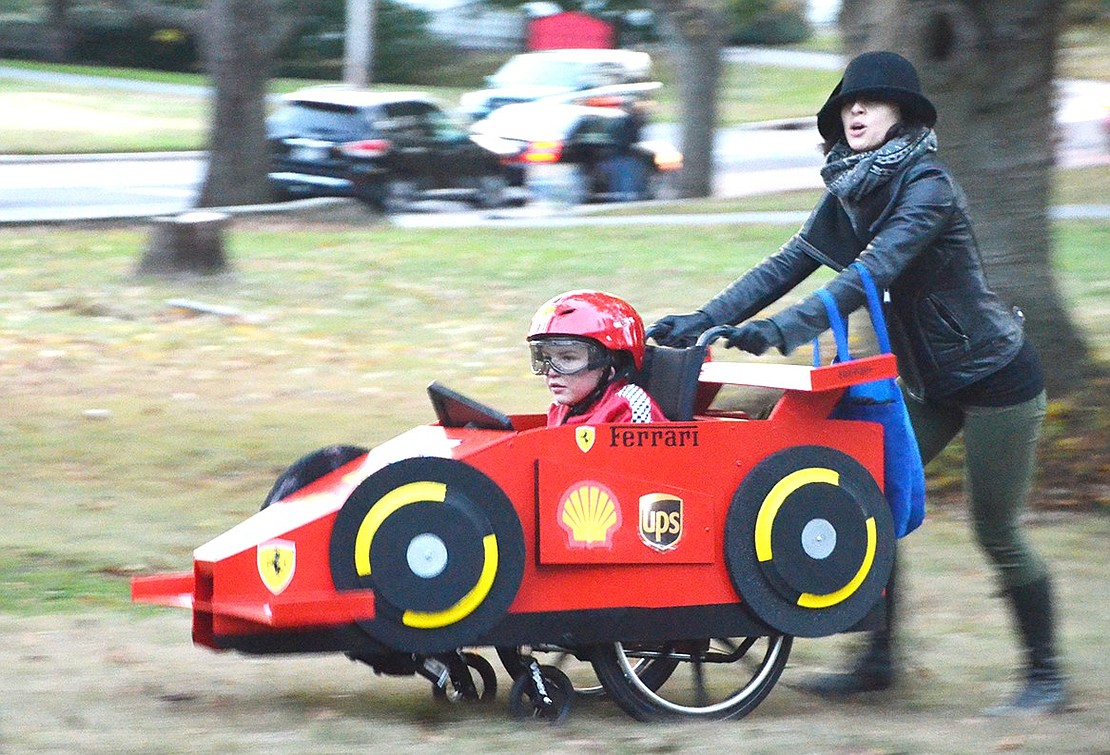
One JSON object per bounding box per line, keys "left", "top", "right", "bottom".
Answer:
{"left": 754, "top": 467, "right": 839, "bottom": 562}
{"left": 403, "top": 534, "right": 499, "bottom": 628}
{"left": 797, "top": 517, "right": 876, "bottom": 608}
{"left": 725, "top": 445, "right": 894, "bottom": 637}
{"left": 354, "top": 481, "right": 446, "bottom": 577}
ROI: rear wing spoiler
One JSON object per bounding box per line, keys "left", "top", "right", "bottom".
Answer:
{"left": 693, "top": 327, "right": 899, "bottom": 421}
{"left": 699, "top": 353, "right": 898, "bottom": 392}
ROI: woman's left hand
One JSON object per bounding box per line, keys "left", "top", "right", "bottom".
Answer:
{"left": 721, "top": 320, "right": 784, "bottom": 355}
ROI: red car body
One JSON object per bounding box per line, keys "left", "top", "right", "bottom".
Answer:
{"left": 134, "top": 352, "right": 898, "bottom": 665}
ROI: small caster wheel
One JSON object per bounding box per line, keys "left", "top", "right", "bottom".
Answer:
{"left": 432, "top": 651, "right": 497, "bottom": 703}
{"left": 508, "top": 660, "right": 574, "bottom": 725}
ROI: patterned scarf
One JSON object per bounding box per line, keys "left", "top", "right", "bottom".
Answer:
{"left": 820, "top": 128, "right": 938, "bottom": 203}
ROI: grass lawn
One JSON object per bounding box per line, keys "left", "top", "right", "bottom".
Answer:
{"left": 1, "top": 201, "right": 1106, "bottom": 586}
{"left": 0, "top": 31, "right": 1107, "bottom": 746}
{"left": 0, "top": 206, "right": 1107, "bottom": 751}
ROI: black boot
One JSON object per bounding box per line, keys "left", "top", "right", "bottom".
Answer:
{"left": 984, "top": 576, "right": 1068, "bottom": 716}
{"left": 796, "top": 556, "right": 897, "bottom": 698}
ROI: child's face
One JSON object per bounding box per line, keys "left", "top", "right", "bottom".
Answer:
{"left": 530, "top": 339, "right": 608, "bottom": 406}
{"left": 545, "top": 365, "right": 607, "bottom": 406}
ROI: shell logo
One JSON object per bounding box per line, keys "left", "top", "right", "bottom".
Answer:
{"left": 557, "top": 482, "right": 621, "bottom": 548}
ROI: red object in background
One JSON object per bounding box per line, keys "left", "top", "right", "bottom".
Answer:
{"left": 528, "top": 11, "right": 614, "bottom": 50}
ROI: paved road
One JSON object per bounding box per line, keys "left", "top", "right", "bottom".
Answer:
{"left": 0, "top": 153, "right": 204, "bottom": 223}
{"left": 1, "top": 52, "right": 1107, "bottom": 225}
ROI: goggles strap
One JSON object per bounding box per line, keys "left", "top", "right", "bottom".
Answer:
{"left": 563, "top": 367, "right": 614, "bottom": 420}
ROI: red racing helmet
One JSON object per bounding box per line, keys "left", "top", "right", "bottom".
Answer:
{"left": 527, "top": 290, "right": 647, "bottom": 370}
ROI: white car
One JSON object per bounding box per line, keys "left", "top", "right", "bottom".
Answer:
{"left": 470, "top": 98, "right": 681, "bottom": 204}
{"left": 459, "top": 48, "right": 652, "bottom": 121}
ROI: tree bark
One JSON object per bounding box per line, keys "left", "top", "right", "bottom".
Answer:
{"left": 136, "top": 211, "right": 231, "bottom": 276}
{"left": 840, "top": 0, "right": 1096, "bottom": 395}
{"left": 115, "top": 0, "right": 310, "bottom": 208}
{"left": 45, "top": 0, "right": 74, "bottom": 62}
{"left": 649, "top": 0, "right": 728, "bottom": 198}
{"left": 344, "top": 0, "right": 376, "bottom": 87}
{"left": 195, "top": 0, "right": 278, "bottom": 207}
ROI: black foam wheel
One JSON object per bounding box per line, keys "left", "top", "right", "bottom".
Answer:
{"left": 261, "top": 445, "right": 368, "bottom": 510}
{"left": 329, "top": 457, "right": 525, "bottom": 654}
{"left": 508, "top": 663, "right": 574, "bottom": 725}
{"left": 725, "top": 445, "right": 894, "bottom": 638}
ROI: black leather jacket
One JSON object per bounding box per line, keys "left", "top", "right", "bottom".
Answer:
{"left": 700, "top": 154, "right": 1023, "bottom": 400}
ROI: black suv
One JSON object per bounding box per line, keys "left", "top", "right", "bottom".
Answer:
{"left": 267, "top": 88, "right": 515, "bottom": 211}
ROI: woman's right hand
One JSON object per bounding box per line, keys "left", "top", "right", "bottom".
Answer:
{"left": 645, "top": 311, "right": 713, "bottom": 347}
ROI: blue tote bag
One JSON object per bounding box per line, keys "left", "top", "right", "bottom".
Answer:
{"left": 814, "top": 264, "right": 926, "bottom": 537}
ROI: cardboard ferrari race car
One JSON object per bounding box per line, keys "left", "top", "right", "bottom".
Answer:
{"left": 132, "top": 330, "right": 899, "bottom": 723}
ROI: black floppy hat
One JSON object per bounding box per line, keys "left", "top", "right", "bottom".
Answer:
{"left": 816, "top": 51, "right": 937, "bottom": 142}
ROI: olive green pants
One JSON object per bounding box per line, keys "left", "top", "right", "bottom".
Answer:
{"left": 903, "top": 389, "right": 1049, "bottom": 589}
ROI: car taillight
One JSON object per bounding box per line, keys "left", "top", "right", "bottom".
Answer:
{"left": 522, "top": 141, "right": 563, "bottom": 164}
{"left": 654, "top": 149, "right": 683, "bottom": 172}
{"left": 581, "top": 95, "right": 626, "bottom": 108}
{"left": 340, "top": 139, "right": 392, "bottom": 157}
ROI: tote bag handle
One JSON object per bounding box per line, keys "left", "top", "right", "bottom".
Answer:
{"left": 813, "top": 262, "right": 892, "bottom": 364}
{"left": 814, "top": 264, "right": 896, "bottom": 403}
{"left": 814, "top": 264, "right": 927, "bottom": 538}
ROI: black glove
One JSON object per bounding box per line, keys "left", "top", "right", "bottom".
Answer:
{"left": 721, "top": 319, "right": 784, "bottom": 356}
{"left": 646, "top": 311, "right": 713, "bottom": 348}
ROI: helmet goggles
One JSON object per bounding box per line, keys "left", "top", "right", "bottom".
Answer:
{"left": 529, "top": 338, "right": 609, "bottom": 376}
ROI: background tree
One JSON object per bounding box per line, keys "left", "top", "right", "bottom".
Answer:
{"left": 838, "top": 0, "right": 1097, "bottom": 395}
{"left": 45, "top": 0, "right": 74, "bottom": 61}
{"left": 117, "top": 0, "right": 312, "bottom": 207}
{"left": 648, "top": 0, "right": 729, "bottom": 198}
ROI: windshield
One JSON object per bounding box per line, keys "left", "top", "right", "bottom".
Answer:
{"left": 267, "top": 102, "right": 370, "bottom": 141}
{"left": 489, "top": 56, "right": 590, "bottom": 88}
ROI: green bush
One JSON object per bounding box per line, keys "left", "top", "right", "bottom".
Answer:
{"left": 67, "top": 7, "right": 198, "bottom": 71}
{"left": 726, "top": 0, "right": 812, "bottom": 46}
{"left": 277, "top": 0, "right": 466, "bottom": 86}
{"left": 0, "top": 18, "right": 49, "bottom": 58}
{"left": 1066, "top": 0, "right": 1110, "bottom": 23}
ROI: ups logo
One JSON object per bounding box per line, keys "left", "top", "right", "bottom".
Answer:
{"left": 639, "top": 493, "right": 683, "bottom": 552}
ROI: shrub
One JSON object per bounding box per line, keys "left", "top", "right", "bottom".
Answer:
{"left": 68, "top": 7, "right": 199, "bottom": 71}
{"left": 726, "top": 0, "right": 812, "bottom": 46}
{"left": 277, "top": 0, "right": 466, "bottom": 86}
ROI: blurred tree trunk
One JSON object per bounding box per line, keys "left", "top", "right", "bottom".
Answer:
{"left": 45, "top": 0, "right": 74, "bottom": 62}
{"left": 117, "top": 0, "right": 308, "bottom": 208}
{"left": 649, "top": 0, "right": 728, "bottom": 198}
{"left": 840, "top": 0, "right": 1097, "bottom": 395}
{"left": 196, "top": 0, "right": 278, "bottom": 207}
{"left": 344, "top": 0, "right": 375, "bottom": 87}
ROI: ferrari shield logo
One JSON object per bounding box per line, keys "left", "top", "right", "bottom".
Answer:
{"left": 575, "top": 426, "right": 596, "bottom": 453}
{"left": 639, "top": 494, "right": 683, "bottom": 551}
{"left": 258, "top": 540, "right": 296, "bottom": 595}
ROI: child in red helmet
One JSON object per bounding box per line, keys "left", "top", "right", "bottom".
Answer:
{"left": 528, "top": 290, "right": 666, "bottom": 427}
